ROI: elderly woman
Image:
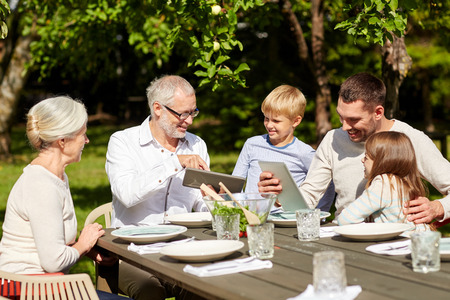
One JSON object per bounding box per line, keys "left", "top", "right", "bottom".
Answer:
{"left": 0, "top": 96, "right": 124, "bottom": 299}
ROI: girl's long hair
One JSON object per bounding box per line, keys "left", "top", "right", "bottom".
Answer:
{"left": 365, "top": 131, "right": 427, "bottom": 205}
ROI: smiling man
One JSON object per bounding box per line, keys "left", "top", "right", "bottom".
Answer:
{"left": 105, "top": 75, "right": 209, "bottom": 300}
{"left": 259, "top": 72, "right": 450, "bottom": 224}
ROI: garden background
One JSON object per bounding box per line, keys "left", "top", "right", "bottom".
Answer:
{"left": 0, "top": 0, "right": 449, "bottom": 280}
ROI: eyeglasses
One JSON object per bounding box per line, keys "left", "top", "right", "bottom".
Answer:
{"left": 163, "top": 105, "right": 199, "bottom": 120}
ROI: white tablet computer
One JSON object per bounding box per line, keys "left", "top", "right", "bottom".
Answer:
{"left": 258, "top": 161, "right": 310, "bottom": 212}
{"left": 182, "top": 168, "right": 246, "bottom": 193}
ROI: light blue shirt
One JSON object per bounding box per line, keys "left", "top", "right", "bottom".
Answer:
{"left": 232, "top": 134, "right": 335, "bottom": 210}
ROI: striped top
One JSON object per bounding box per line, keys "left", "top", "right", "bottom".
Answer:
{"left": 337, "top": 174, "right": 430, "bottom": 232}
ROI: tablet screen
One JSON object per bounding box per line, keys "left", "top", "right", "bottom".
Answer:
{"left": 182, "top": 168, "right": 245, "bottom": 193}
{"left": 258, "top": 161, "right": 310, "bottom": 212}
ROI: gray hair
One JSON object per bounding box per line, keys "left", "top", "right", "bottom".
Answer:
{"left": 26, "top": 96, "right": 88, "bottom": 150}
{"left": 146, "top": 75, "right": 195, "bottom": 117}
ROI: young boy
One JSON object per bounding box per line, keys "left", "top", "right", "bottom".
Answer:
{"left": 232, "top": 85, "right": 335, "bottom": 210}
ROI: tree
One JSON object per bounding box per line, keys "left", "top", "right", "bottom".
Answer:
{"left": 0, "top": 0, "right": 262, "bottom": 158}
{"left": 0, "top": 0, "right": 9, "bottom": 39}
{"left": 276, "top": 0, "right": 333, "bottom": 143}
{"left": 334, "top": 0, "right": 447, "bottom": 120}
{"left": 0, "top": 0, "right": 447, "bottom": 159}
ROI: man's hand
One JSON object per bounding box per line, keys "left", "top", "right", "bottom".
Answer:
{"left": 86, "top": 248, "right": 118, "bottom": 266}
{"left": 258, "top": 171, "right": 282, "bottom": 194}
{"left": 404, "top": 196, "right": 444, "bottom": 224}
{"left": 178, "top": 155, "right": 209, "bottom": 170}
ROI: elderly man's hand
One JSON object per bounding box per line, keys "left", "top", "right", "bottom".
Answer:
{"left": 404, "top": 196, "right": 444, "bottom": 224}
{"left": 178, "top": 154, "right": 209, "bottom": 170}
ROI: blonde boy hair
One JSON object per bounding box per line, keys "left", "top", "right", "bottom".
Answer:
{"left": 261, "top": 85, "right": 306, "bottom": 119}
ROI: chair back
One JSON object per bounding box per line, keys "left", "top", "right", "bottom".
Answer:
{"left": 84, "top": 202, "right": 112, "bottom": 228}
{"left": 0, "top": 271, "right": 99, "bottom": 300}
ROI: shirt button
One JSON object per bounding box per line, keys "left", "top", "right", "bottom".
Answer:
{"left": 161, "top": 149, "right": 164, "bottom": 153}
{"left": 175, "top": 168, "right": 178, "bottom": 172}
{"left": 158, "top": 180, "right": 162, "bottom": 183}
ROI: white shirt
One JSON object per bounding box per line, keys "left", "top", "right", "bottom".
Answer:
{"left": 106, "top": 116, "right": 210, "bottom": 227}
{"left": 301, "top": 120, "right": 450, "bottom": 219}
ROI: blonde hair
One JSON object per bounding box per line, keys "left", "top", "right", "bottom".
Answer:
{"left": 365, "top": 131, "right": 427, "bottom": 207}
{"left": 146, "top": 75, "right": 195, "bottom": 117}
{"left": 261, "top": 85, "right": 306, "bottom": 119}
{"left": 26, "top": 96, "right": 88, "bottom": 150}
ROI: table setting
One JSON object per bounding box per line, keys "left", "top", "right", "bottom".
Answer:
{"left": 98, "top": 186, "right": 450, "bottom": 300}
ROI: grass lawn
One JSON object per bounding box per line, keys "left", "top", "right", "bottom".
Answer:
{"left": 0, "top": 125, "right": 448, "bottom": 281}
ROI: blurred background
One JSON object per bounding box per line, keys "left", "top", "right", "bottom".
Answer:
{"left": 0, "top": 0, "right": 448, "bottom": 278}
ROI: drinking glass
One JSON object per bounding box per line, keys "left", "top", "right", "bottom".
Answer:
{"left": 410, "top": 231, "right": 441, "bottom": 273}
{"left": 313, "top": 251, "right": 347, "bottom": 297}
{"left": 296, "top": 208, "right": 320, "bottom": 241}
{"left": 215, "top": 214, "right": 240, "bottom": 240}
{"left": 247, "top": 222, "right": 274, "bottom": 259}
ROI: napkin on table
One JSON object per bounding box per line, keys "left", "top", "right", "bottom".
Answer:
{"left": 183, "top": 256, "right": 272, "bottom": 277}
{"left": 128, "top": 237, "right": 195, "bottom": 255}
{"left": 320, "top": 226, "right": 339, "bottom": 238}
{"left": 365, "top": 240, "right": 411, "bottom": 255}
{"left": 287, "top": 284, "right": 362, "bottom": 300}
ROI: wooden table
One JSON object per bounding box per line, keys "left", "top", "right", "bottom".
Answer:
{"left": 96, "top": 226, "right": 450, "bottom": 300}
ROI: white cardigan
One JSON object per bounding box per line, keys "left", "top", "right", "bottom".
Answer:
{"left": 0, "top": 165, "right": 80, "bottom": 274}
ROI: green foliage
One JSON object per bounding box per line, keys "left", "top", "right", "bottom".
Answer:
{"left": 17, "top": 0, "right": 266, "bottom": 91}
{"left": 0, "top": 0, "right": 10, "bottom": 39}
{"left": 335, "top": 0, "right": 420, "bottom": 45}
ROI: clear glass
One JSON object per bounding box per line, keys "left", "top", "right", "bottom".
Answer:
{"left": 215, "top": 214, "right": 240, "bottom": 240}
{"left": 203, "top": 193, "right": 277, "bottom": 231}
{"left": 313, "top": 251, "right": 347, "bottom": 298}
{"left": 247, "top": 222, "right": 274, "bottom": 259}
{"left": 296, "top": 208, "right": 320, "bottom": 241}
{"left": 411, "top": 231, "right": 441, "bottom": 273}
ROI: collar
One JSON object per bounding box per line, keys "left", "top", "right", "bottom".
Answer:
{"left": 139, "top": 116, "right": 194, "bottom": 149}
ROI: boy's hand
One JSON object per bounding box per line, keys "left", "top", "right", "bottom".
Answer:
{"left": 258, "top": 171, "right": 282, "bottom": 194}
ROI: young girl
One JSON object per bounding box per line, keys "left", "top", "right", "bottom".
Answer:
{"left": 337, "top": 131, "right": 431, "bottom": 232}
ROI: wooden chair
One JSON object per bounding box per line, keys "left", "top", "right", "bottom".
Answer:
{"left": 0, "top": 270, "right": 99, "bottom": 300}
{"left": 84, "top": 202, "right": 112, "bottom": 228}
{"left": 84, "top": 202, "right": 118, "bottom": 294}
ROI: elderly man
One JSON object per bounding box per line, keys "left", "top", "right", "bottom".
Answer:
{"left": 259, "top": 72, "right": 450, "bottom": 224}
{"left": 106, "top": 75, "right": 208, "bottom": 300}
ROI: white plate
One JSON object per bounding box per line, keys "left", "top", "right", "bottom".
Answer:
{"left": 165, "top": 212, "right": 212, "bottom": 227}
{"left": 111, "top": 225, "right": 187, "bottom": 244}
{"left": 160, "top": 240, "right": 244, "bottom": 262}
{"left": 440, "top": 237, "right": 450, "bottom": 261}
{"left": 268, "top": 211, "right": 331, "bottom": 227}
{"left": 333, "top": 223, "right": 414, "bottom": 241}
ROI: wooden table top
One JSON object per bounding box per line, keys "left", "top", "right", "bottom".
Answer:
{"left": 96, "top": 226, "right": 450, "bottom": 300}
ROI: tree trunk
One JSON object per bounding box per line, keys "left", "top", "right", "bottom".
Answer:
{"left": 0, "top": 34, "right": 33, "bottom": 160}
{"left": 381, "top": 35, "right": 412, "bottom": 119}
{"left": 279, "top": 0, "right": 331, "bottom": 145}
{"left": 278, "top": 0, "right": 314, "bottom": 73}
{"left": 311, "top": 0, "right": 331, "bottom": 144}
{"left": 419, "top": 70, "right": 434, "bottom": 132}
